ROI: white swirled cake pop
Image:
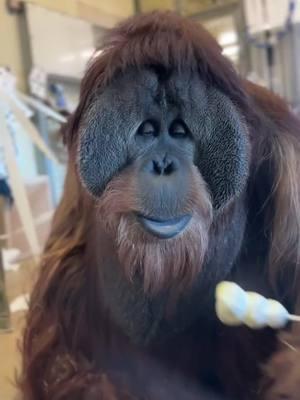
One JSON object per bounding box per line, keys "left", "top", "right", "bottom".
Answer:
{"left": 215, "top": 281, "right": 248, "bottom": 325}
{"left": 215, "top": 281, "right": 299, "bottom": 329}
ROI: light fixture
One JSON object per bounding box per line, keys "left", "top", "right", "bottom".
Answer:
{"left": 218, "top": 31, "right": 238, "bottom": 47}
{"left": 222, "top": 44, "right": 239, "bottom": 58}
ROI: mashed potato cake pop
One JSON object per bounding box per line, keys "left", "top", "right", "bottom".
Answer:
{"left": 215, "top": 281, "right": 300, "bottom": 329}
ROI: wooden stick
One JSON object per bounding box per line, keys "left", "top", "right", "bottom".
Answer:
{"left": 289, "top": 314, "right": 300, "bottom": 322}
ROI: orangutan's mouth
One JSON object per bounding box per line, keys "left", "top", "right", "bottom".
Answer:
{"left": 137, "top": 214, "right": 192, "bottom": 239}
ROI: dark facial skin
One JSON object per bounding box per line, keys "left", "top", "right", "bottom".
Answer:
{"left": 78, "top": 66, "right": 250, "bottom": 228}
{"left": 130, "top": 100, "right": 197, "bottom": 237}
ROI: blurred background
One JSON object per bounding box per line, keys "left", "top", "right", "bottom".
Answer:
{"left": 0, "top": 0, "right": 299, "bottom": 398}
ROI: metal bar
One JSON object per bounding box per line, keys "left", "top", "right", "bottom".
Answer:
{"left": 235, "top": 1, "right": 252, "bottom": 77}
{"left": 134, "top": 0, "right": 141, "bottom": 14}
{"left": 174, "top": 0, "right": 183, "bottom": 14}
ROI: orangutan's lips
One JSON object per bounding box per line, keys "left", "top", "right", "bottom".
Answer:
{"left": 137, "top": 214, "right": 192, "bottom": 239}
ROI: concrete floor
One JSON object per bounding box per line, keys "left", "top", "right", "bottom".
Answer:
{"left": 0, "top": 261, "right": 36, "bottom": 400}
{"left": 0, "top": 317, "right": 22, "bottom": 400}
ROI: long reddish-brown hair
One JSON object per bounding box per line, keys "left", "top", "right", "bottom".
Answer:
{"left": 19, "top": 11, "right": 300, "bottom": 400}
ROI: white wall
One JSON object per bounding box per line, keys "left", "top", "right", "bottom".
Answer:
{"left": 26, "top": 3, "right": 95, "bottom": 79}
{"left": 244, "top": 0, "right": 300, "bottom": 33}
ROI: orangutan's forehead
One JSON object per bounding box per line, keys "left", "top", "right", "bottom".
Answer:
{"left": 105, "top": 67, "right": 207, "bottom": 111}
